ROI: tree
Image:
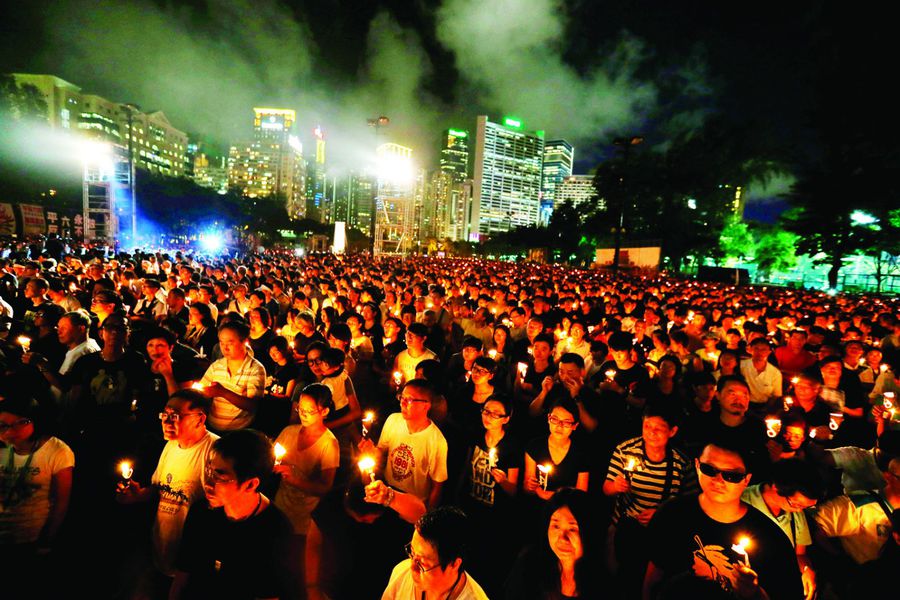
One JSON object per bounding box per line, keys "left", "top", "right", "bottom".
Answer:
{"left": 718, "top": 215, "right": 756, "bottom": 264}
{"left": 753, "top": 225, "right": 799, "bottom": 277}
{"left": 0, "top": 75, "right": 47, "bottom": 122}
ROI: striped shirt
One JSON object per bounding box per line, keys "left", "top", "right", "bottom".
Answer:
{"left": 606, "top": 436, "right": 696, "bottom": 523}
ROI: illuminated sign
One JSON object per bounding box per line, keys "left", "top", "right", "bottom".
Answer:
{"left": 448, "top": 129, "right": 467, "bottom": 138}
{"left": 503, "top": 117, "right": 522, "bottom": 129}
{"left": 261, "top": 122, "right": 284, "bottom": 130}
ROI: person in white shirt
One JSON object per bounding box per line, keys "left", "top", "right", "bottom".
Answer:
{"left": 382, "top": 506, "right": 489, "bottom": 600}
{"left": 740, "top": 337, "right": 782, "bottom": 412}
{"left": 24, "top": 309, "right": 99, "bottom": 398}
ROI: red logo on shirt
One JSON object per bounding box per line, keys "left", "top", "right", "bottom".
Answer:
{"left": 390, "top": 444, "right": 415, "bottom": 481}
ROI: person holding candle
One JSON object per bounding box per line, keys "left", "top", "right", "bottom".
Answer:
{"left": 115, "top": 389, "right": 217, "bottom": 593}
{"left": 171, "top": 429, "right": 291, "bottom": 600}
{"left": 458, "top": 394, "right": 521, "bottom": 596}
{"left": 273, "top": 383, "right": 339, "bottom": 599}
{"left": 643, "top": 438, "right": 803, "bottom": 600}
{"left": 524, "top": 395, "right": 589, "bottom": 503}
{"left": 450, "top": 356, "right": 499, "bottom": 439}
{"left": 197, "top": 319, "right": 266, "bottom": 432}
{"left": 394, "top": 322, "right": 437, "bottom": 384}
{"left": 0, "top": 394, "right": 74, "bottom": 596}
{"left": 504, "top": 488, "right": 603, "bottom": 599}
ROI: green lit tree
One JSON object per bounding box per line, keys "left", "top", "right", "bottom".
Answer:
{"left": 718, "top": 215, "right": 756, "bottom": 263}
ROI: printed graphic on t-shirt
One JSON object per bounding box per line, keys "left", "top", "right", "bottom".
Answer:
{"left": 157, "top": 471, "right": 192, "bottom": 516}
{"left": 470, "top": 447, "right": 496, "bottom": 506}
{"left": 692, "top": 535, "right": 742, "bottom": 593}
{"left": 0, "top": 465, "right": 40, "bottom": 508}
{"left": 390, "top": 444, "right": 415, "bottom": 481}
{"left": 90, "top": 368, "right": 128, "bottom": 405}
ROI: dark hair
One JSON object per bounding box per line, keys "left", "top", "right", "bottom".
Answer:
{"left": 644, "top": 399, "right": 681, "bottom": 428}
{"left": 0, "top": 394, "right": 45, "bottom": 438}
{"left": 547, "top": 394, "right": 580, "bottom": 426}
{"left": 250, "top": 306, "right": 271, "bottom": 328}
{"left": 211, "top": 429, "right": 273, "bottom": 484}
{"left": 540, "top": 489, "right": 601, "bottom": 597}
{"left": 219, "top": 319, "right": 251, "bottom": 340}
{"left": 607, "top": 331, "right": 633, "bottom": 351}
{"left": 461, "top": 335, "right": 484, "bottom": 351}
{"left": 533, "top": 332, "right": 554, "bottom": 348}
{"left": 716, "top": 374, "right": 749, "bottom": 393}
{"left": 321, "top": 347, "right": 345, "bottom": 369}
{"left": 701, "top": 435, "right": 753, "bottom": 474}
{"left": 169, "top": 388, "right": 213, "bottom": 416}
{"left": 407, "top": 322, "right": 429, "bottom": 338}
{"left": 559, "top": 352, "right": 585, "bottom": 370}
{"left": 415, "top": 506, "right": 470, "bottom": 569}
{"left": 770, "top": 459, "right": 826, "bottom": 501}
{"left": 473, "top": 355, "right": 497, "bottom": 374}
{"left": 300, "top": 383, "right": 335, "bottom": 414}
{"left": 327, "top": 323, "right": 352, "bottom": 344}
{"left": 269, "top": 336, "right": 293, "bottom": 360}
{"left": 145, "top": 326, "right": 176, "bottom": 347}
{"left": 61, "top": 309, "right": 92, "bottom": 330}
{"left": 190, "top": 302, "right": 216, "bottom": 328}
{"left": 658, "top": 354, "right": 682, "bottom": 379}
{"left": 402, "top": 378, "right": 437, "bottom": 404}
{"left": 484, "top": 393, "right": 513, "bottom": 419}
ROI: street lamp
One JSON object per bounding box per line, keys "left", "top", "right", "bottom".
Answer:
{"left": 610, "top": 135, "right": 644, "bottom": 273}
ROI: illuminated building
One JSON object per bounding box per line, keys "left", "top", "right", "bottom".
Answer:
{"left": 471, "top": 116, "right": 544, "bottom": 239}
{"left": 12, "top": 73, "right": 188, "bottom": 177}
{"left": 228, "top": 108, "right": 306, "bottom": 218}
{"left": 556, "top": 175, "right": 600, "bottom": 210}
{"left": 307, "top": 125, "right": 327, "bottom": 221}
{"left": 374, "top": 143, "right": 415, "bottom": 255}
{"left": 541, "top": 139, "right": 574, "bottom": 223}
{"left": 192, "top": 153, "right": 229, "bottom": 193}
{"left": 440, "top": 129, "right": 469, "bottom": 182}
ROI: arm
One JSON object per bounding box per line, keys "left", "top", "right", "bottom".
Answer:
{"left": 575, "top": 471, "right": 590, "bottom": 493}
{"left": 523, "top": 452, "right": 538, "bottom": 495}
{"left": 365, "top": 480, "right": 427, "bottom": 524}
{"left": 528, "top": 377, "right": 554, "bottom": 416}
{"left": 796, "top": 545, "right": 816, "bottom": 600}
{"left": 206, "top": 382, "right": 259, "bottom": 412}
{"left": 426, "top": 479, "right": 444, "bottom": 510}
{"left": 491, "top": 467, "right": 519, "bottom": 497}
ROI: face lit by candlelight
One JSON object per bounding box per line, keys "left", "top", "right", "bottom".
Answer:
{"left": 160, "top": 397, "right": 205, "bottom": 443}
{"left": 298, "top": 395, "right": 328, "bottom": 427}
{"left": 548, "top": 506, "right": 583, "bottom": 563}
{"left": 696, "top": 445, "right": 749, "bottom": 504}
{"left": 203, "top": 451, "right": 253, "bottom": 508}
{"left": 407, "top": 530, "right": 461, "bottom": 591}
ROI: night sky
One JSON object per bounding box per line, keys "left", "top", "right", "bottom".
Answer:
{"left": 0, "top": 1, "right": 877, "bottom": 218}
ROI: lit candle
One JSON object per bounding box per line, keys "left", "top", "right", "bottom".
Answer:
{"left": 527, "top": 347, "right": 534, "bottom": 356}
{"left": 502, "top": 318, "right": 511, "bottom": 327}
{"left": 289, "top": 340, "right": 295, "bottom": 349}
{"left": 537, "top": 463, "right": 553, "bottom": 491}
{"left": 274, "top": 443, "right": 287, "bottom": 465}
{"left": 605, "top": 369, "right": 617, "bottom": 381}
{"left": 383, "top": 337, "right": 391, "bottom": 347}
{"left": 783, "top": 396, "right": 794, "bottom": 412}
{"left": 517, "top": 362, "right": 528, "bottom": 380}
{"left": 119, "top": 460, "right": 133, "bottom": 481}
{"left": 16, "top": 335, "right": 31, "bottom": 352}
{"left": 130, "top": 398, "right": 138, "bottom": 413}
{"left": 488, "top": 349, "right": 498, "bottom": 359}
{"left": 488, "top": 447, "right": 498, "bottom": 469}
{"left": 765, "top": 418, "right": 782, "bottom": 438}
{"left": 731, "top": 536, "right": 752, "bottom": 567}
{"left": 790, "top": 377, "right": 800, "bottom": 385}
{"left": 393, "top": 370, "right": 403, "bottom": 386}
{"left": 858, "top": 358, "right": 866, "bottom": 367}
{"left": 624, "top": 456, "right": 638, "bottom": 481}
{"left": 361, "top": 411, "right": 376, "bottom": 439}
{"left": 881, "top": 364, "right": 890, "bottom": 373}
{"left": 358, "top": 455, "right": 376, "bottom": 483}
{"left": 276, "top": 328, "right": 282, "bottom": 336}
{"left": 191, "top": 382, "right": 205, "bottom": 391}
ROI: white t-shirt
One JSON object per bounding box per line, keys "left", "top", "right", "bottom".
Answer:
{"left": 377, "top": 413, "right": 448, "bottom": 502}
{"left": 381, "top": 559, "right": 489, "bottom": 600}
{"left": 0, "top": 437, "right": 75, "bottom": 544}
{"left": 395, "top": 348, "right": 437, "bottom": 382}
{"left": 151, "top": 431, "right": 219, "bottom": 575}
{"left": 829, "top": 446, "right": 884, "bottom": 493}
{"left": 740, "top": 359, "right": 783, "bottom": 404}
{"left": 273, "top": 425, "right": 340, "bottom": 534}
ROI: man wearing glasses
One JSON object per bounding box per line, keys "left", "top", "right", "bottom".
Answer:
{"left": 382, "top": 506, "right": 489, "bottom": 600}
{"left": 359, "top": 379, "right": 448, "bottom": 509}
{"left": 117, "top": 389, "right": 218, "bottom": 587}
{"left": 643, "top": 438, "right": 803, "bottom": 600}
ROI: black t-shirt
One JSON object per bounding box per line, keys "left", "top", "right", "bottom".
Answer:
{"left": 525, "top": 437, "right": 587, "bottom": 491}
{"left": 176, "top": 499, "right": 292, "bottom": 600}
{"left": 464, "top": 432, "right": 522, "bottom": 511}
{"left": 647, "top": 494, "right": 803, "bottom": 600}
{"left": 69, "top": 350, "right": 149, "bottom": 413}
{"left": 691, "top": 411, "right": 770, "bottom": 478}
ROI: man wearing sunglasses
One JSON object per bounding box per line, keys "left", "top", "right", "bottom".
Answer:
{"left": 643, "top": 439, "right": 803, "bottom": 600}
{"left": 117, "top": 389, "right": 218, "bottom": 589}
{"left": 382, "top": 506, "right": 489, "bottom": 600}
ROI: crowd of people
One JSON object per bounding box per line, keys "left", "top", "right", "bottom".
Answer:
{"left": 1, "top": 241, "right": 899, "bottom": 600}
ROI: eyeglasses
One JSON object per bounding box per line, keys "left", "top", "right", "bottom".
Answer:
{"left": 204, "top": 463, "right": 236, "bottom": 485}
{"left": 159, "top": 411, "right": 203, "bottom": 423}
{"left": 472, "top": 366, "right": 493, "bottom": 376}
{"left": 481, "top": 408, "right": 507, "bottom": 420}
{"left": 784, "top": 495, "right": 816, "bottom": 510}
{"left": 404, "top": 542, "right": 440, "bottom": 573}
{"left": 298, "top": 407, "right": 321, "bottom": 417}
{"left": 398, "top": 394, "right": 429, "bottom": 406}
{"left": 548, "top": 415, "right": 576, "bottom": 428}
{"left": 308, "top": 358, "right": 322, "bottom": 365}
{"left": 0, "top": 418, "right": 33, "bottom": 432}
{"left": 697, "top": 462, "right": 747, "bottom": 484}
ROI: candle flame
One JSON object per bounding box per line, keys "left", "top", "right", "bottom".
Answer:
{"left": 537, "top": 463, "right": 553, "bottom": 474}
{"left": 488, "top": 349, "right": 498, "bottom": 359}
{"left": 625, "top": 457, "right": 637, "bottom": 471}
{"left": 119, "top": 460, "right": 133, "bottom": 479}
{"left": 362, "top": 411, "right": 376, "bottom": 424}
{"left": 191, "top": 382, "right": 205, "bottom": 391}
{"left": 357, "top": 456, "right": 376, "bottom": 472}
{"left": 16, "top": 335, "right": 31, "bottom": 347}
{"left": 735, "top": 536, "right": 751, "bottom": 552}
{"left": 274, "top": 443, "right": 287, "bottom": 461}
{"left": 605, "top": 369, "right": 617, "bottom": 379}
{"left": 791, "top": 377, "right": 800, "bottom": 385}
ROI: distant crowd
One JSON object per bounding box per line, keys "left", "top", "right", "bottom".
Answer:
{"left": 1, "top": 238, "right": 899, "bottom": 600}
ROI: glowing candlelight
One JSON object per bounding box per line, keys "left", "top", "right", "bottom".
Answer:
{"left": 881, "top": 364, "right": 890, "bottom": 373}
{"left": 502, "top": 318, "right": 511, "bottom": 327}
{"left": 119, "top": 460, "right": 133, "bottom": 481}
{"left": 527, "top": 347, "right": 534, "bottom": 356}
{"left": 465, "top": 370, "right": 472, "bottom": 382}
{"left": 130, "top": 398, "right": 138, "bottom": 413}
{"left": 488, "top": 447, "right": 498, "bottom": 469}
{"left": 488, "top": 349, "right": 498, "bottom": 359}
{"left": 765, "top": 418, "right": 782, "bottom": 438}
{"left": 362, "top": 411, "right": 375, "bottom": 438}
{"left": 624, "top": 457, "right": 637, "bottom": 472}
{"left": 274, "top": 443, "right": 287, "bottom": 465}
{"left": 605, "top": 369, "right": 617, "bottom": 381}
{"left": 537, "top": 463, "right": 553, "bottom": 491}
{"left": 517, "top": 362, "right": 528, "bottom": 380}
{"left": 191, "top": 382, "right": 205, "bottom": 391}
{"left": 884, "top": 392, "right": 896, "bottom": 410}
{"left": 275, "top": 328, "right": 282, "bottom": 336}
{"left": 731, "top": 536, "right": 752, "bottom": 567}
{"left": 16, "top": 336, "right": 31, "bottom": 352}
{"left": 829, "top": 412, "right": 844, "bottom": 431}
{"left": 858, "top": 358, "right": 866, "bottom": 367}
{"left": 358, "top": 455, "right": 376, "bottom": 483}
{"left": 289, "top": 340, "right": 295, "bottom": 349}
{"left": 383, "top": 337, "right": 391, "bottom": 347}
{"left": 783, "top": 396, "right": 794, "bottom": 413}
{"left": 393, "top": 370, "right": 403, "bottom": 386}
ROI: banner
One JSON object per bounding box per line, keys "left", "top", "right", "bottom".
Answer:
{"left": 0, "top": 203, "right": 15, "bottom": 236}
{"left": 18, "top": 204, "right": 46, "bottom": 236}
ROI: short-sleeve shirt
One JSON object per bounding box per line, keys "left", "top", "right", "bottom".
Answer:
{"left": 176, "top": 500, "right": 292, "bottom": 600}
{"left": 273, "top": 425, "right": 340, "bottom": 534}
{"left": 377, "top": 413, "right": 448, "bottom": 502}
{"left": 814, "top": 492, "right": 893, "bottom": 564}
{"left": 741, "top": 483, "right": 812, "bottom": 548}
{"left": 381, "top": 560, "right": 489, "bottom": 600}
{"left": 525, "top": 437, "right": 587, "bottom": 491}
{"left": 201, "top": 354, "right": 266, "bottom": 431}
{"left": 0, "top": 437, "right": 75, "bottom": 544}
{"left": 465, "top": 433, "right": 522, "bottom": 509}
{"left": 828, "top": 446, "right": 884, "bottom": 493}
{"left": 646, "top": 495, "right": 803, "bottom": 599}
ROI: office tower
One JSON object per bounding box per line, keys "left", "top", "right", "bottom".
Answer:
{"left": 541, "top": 139, "right": 574, "bottom": 224}
{"left": 556, "top": 175, "right": 600, "bottom": 210}
{"left": 471, "top": 116, "right": 544, "bottom": 239}
{"left": 440, "top": 129, "right": 469, "bottom": 181}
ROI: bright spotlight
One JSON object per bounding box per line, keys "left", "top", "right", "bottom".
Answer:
{"left": 80, "top": 140, "right": 115, "bottom": 180}
{"left": 200, "top": 233, "right": 223, "bottom": 253}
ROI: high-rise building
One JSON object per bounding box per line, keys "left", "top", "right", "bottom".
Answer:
{"left": 471, "top": 116, "right": 544, "bottom": 239}
{"left": 306, "top": 125, "right": 327, "bottom": 221}
{"left": 228, "top": 108, "right": 306, "bottom": 218}
{"left": 440, "top": 129, "right": 469, "bottom": 182}
{"left": 556, "top": 175, "right": 600, "bottom": 210}
{"left": 12, "top": 73, "right": 188, "bottom": 177}
{"left": 541, "top": 139, "right": 574, "bottom": 223}
{"left": 374, "top": 143, "right": 415, "bottom": 255}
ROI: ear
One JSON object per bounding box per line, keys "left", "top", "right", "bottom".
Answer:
{"left": 241, "top": 477, "right": 261, "bottom": 494}
{"left": 320, "top": 406, "right": 330, "bottom": 420}
{"left": 668, "top": 426, "right": 679, "bottom": 439}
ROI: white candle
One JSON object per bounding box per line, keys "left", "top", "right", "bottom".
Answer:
{"left": 358, "top": 456, "right": 376, "bottom": 483}
{"left": 537, "top": 463, "right": 553, "bottom": 491}
{"left": 517, "top": 362, "right": 528, "bottom": 380}
{"left": 731, "top": 536, "right": 752, "bottom": 567}
{"left": 488, "top": 447, "right": 498, "bottom": 469}
{"left": 16, "top": 336, "right": 31, "bottom": 352}
{"left": 765, "top": 418, "right": 782, "bottom": 438}
{"left": 274, "top": 443, "right": 287, "bottom": 465}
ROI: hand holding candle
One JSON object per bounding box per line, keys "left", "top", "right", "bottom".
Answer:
{"left": 765, "top": 417, "right": 782, "bottom": 438}
{"left": 731, "top": 536, "right": 752, "bottom": 567}
{"left": 16, "top": 335, "right": 31, "bottom": 352}
{"left": 119, "top": 460, "right": 133, "bottom": 481}
{"left": 537, "top": 463, "right": 553, "bottom": 491}
{"left": 517, "top": 362, "right": 528, "bottom": 380}
{"left": 274, "top": 442, "right": 287, "bottom": 465}
{"left": 488, "top": 447, "right": 498, "bottom": 469}
{"left": 358, "top": 455, "right": 376, "bottom": 483}
{"left": 393, "top": 370, "right": 403, "bottom": 386}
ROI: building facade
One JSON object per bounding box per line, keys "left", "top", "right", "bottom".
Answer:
{"left": 541, "top": 139, "right": 574, "bottom": 223}
{"left": 556, "top": 174, "right": 600, "bottom": 210}
{"left": 471, "top": 116, "right": 544, "bottom": 239}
